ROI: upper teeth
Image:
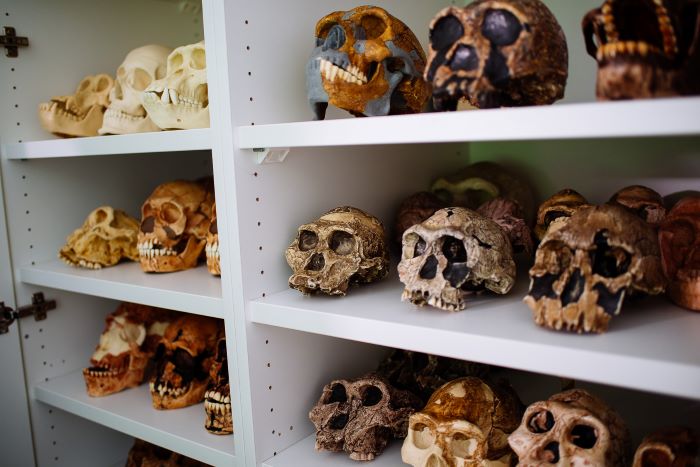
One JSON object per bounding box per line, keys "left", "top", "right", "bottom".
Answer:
{"left": 596, "top": 41, "right": 660, "bottom": 60}
{"left": 144, "top": 87, "right": 205, "bottom": 107}
{"left": 137, "top": 240, "right": 177, "bottom": 258}
{"left": 318, "top": 59, "right": 368, "bottom": 85}
{"left": 206, "top": 242, "right": 220, "bottom": 259}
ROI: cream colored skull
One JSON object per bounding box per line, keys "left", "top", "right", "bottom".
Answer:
{"left": 142, "top": 41, "right": 209, "bottom": 129}
{"left": 59, "top": 206, "right": 139, "bottom": 269}
{"left": 38, "top": 74, "right": 114, "bottom": 137}
{"left": 99, "top": 45, "right": 171, "bottom": 135}
{"left": 206, "top": 202, "right": 220, "bottom": 276}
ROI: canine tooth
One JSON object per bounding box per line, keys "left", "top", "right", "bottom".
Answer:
{"left": 170, "top": 88, "right": 179, "bottom": 105}
{"left": 161, "top": 89, "right": 170, "bottom": 104}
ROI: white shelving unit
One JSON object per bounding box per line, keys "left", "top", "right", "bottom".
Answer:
{"left": 262, "top": 435, "right": 401, "bottom": 467}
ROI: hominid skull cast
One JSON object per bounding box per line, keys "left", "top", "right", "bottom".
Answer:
{"left": 285, "top": 206, "right": 389, "bottom": 296}
{"left": 205, "top": 338, "right": 232, "bottom": 435}
{"left": 609, "top": 185, "right": 666, "bottom": 227}
{"left": 534, "top": 189, "right": 590, "bottom": 241}
{"left": 632, "top": 426, "right": 699, "bottom": 467}
{"left": 307, "top": 6, "right": 430, "bottom": 119}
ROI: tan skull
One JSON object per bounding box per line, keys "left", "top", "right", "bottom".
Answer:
{"left": 525, "top": 204, "right": 666, "bottom": 333}
{"left": 609, "top": 185, "right": 666, "bottom": 227}
{"left": 138, "top": 180, "right": 214, "bottom": 272}
{"left": 508, "top": 389, "right": 628, "bottom": 466}
{"left": 204, "top": 337, "right": 232, "bottom": 435}
{"left": 59, "top": 206, "right": 140, "bottom": 269}
{"left": 402, "top": 377, "right": 522, "bottom": 467}
{"left": 535, "top": 189, "right": 590, "bottom": 241}
{"left": 633, "top": 426, "right": 699, "bottom": 467}
{"left": 206, "top": 202, "right": 220, "bottom": 276}
{"left": 38, "top": 73, "right": 114, "bottom": 137}
{"left": 399, "top": 207, "right": 516, "bottom": 311}
{"left": 307, "top": 6, "right": 430, "bottom": 119}
{"left": 285, "top": 206, "right": 389, "bottom": 296}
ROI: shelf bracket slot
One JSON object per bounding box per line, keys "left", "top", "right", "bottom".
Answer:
{"left": 252, "top": 147, "right": 290, "bottom": 164}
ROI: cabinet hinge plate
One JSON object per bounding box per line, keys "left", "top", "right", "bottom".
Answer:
{"left": 0, "top": 292, "right": 56, "bottom": 334}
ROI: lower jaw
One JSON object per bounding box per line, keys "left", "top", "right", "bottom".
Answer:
{"left": 205, "top": 410, "right": 233, "bottom": 435}
{"left": 99, "top": 110, "right": 161, "bottom": 134}
{"left": 82, "top": 369, "right": 136, "bottom": 396}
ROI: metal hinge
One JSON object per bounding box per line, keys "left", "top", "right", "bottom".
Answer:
{"left": 252, "top": 147, "right": 290, "bottom": 164}
{"left": 1, "top": 26, "right": 29, "bottom": 58}
{"left": 0, "top": 293, "right": 56, "bottom": 334}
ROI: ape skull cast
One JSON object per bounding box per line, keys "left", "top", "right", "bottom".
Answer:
{"left": 205, "top": 338, "right": 232, "bottom": 435}
{"left": 632, "top": 426, "right": 699, "bottom": 467}
{"left": 535, "top": 189, "right": 590, "bottom": 241}
{"left": 508, "top": 389, "right": 628, "bottom": 466}
{"left": 309, "top": 373, "right": 422, "bottom": 461}
{"left": 425, "top": 0, "right": 568, "bottom": 110}
{"left": 402, "top": 377, "right": 523, "bottom": 467}
{"left": 399, "top": 207, "right": 516, "bottom": 311}
{"left": 307, "top": 6, "right": 430, "bottom": 119}
{"left": 526, "top": 204, "right": 666, "bottom": 333}
{"left": 38, "top": 74, "right": 114, "bottom": 137}
{"left": 609, "top": 185, "right": 666, "bottom": 227}
{"left": 150, "top": 315, "right": 223, "bottom": 410}
{"left": 205, "top": 202, "right": 221, "bottom": 276}
{"left": 285, "top": 206, "right": 389, "bottom": 296}
{"left": 59, "top": 206, "right": 140, "bottom": 269}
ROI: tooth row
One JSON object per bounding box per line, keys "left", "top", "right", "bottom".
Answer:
{"left": 104, "top": 108, "right": 146, "bottom": 122}
{"left": 205, "top": 242, "right": 220, "bottom": 259}
{"left": 83, "top": 367, "right": 122, "bottom": 377}
{"left": 205, "top": 400, "right": 232, "bottom": 414}
{"left": 653, "top": 1, "right": 678, "bottom": 56}
{"left": 138, "top": 240, "right": 176, "bottom": 258}
{"left": 39, "top": 101, "right": 88, "bottom": 121}
{"left": 596, "top": 41, "right": 660, "bottom": 60}
{"left": 143, "top": 88, "right": 205, "bottom": 107}
{"left": 150, "top": 382, "right": 188, "bottom": 397}
{"left": 319, "top": 58, "right": 367, "bottom": 85}
{"left": 205, "top": 390, "right": 230, "bottom": 403}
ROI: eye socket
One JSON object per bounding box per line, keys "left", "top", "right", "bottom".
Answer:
{"left": 451, "top": 432, "right": 478, "bottom": 459}
{"left": 140, "top": 216, "right": 155, "bottom": 233}
{"left": 405, "top": 233, "right": 427, "bottom": 258}
{"left": 330, "top": 231, "right": 355, "bottom": 255}
{"left": 543, "top": 210, "right": 570, "bottom": 227}
{"left": 411, "top": 423, "right": 435, "bottom": 449}
{"left": 570, "top": 424, "right": 598, "bottom": 449}
{"left": 169, "top": 52, "right": 183, "bottom": 71}
{"left": 323, "top": 383, "right": 347, "bottom": 404}
{"left": 442, "top": 236, "right": 467, "bottom": 262}
{"left": 590, "top": 231, "right": 631, "bottom": 278}
{"left": 160, "top": 202, "right": 183, "bottom": 224}
{"left": 298, "top": 230, "right": 318, "bottom": 251}
{"left": 360, "top": 13, "right": 387, "bottom": 39}
{"left": 96, "top": 77, "right": 111, "bottom": 92}
{"left": 131, "top": 68, "right": 152, "bottom": 91}
{"left": 360, "top": 385, "right": 383, "bottom": 406}
{"left": 174, "top": 348, "right": 194, "bottom": 372}
{"left": 191, "top": 47, "right": 206, "bottom": 70}
{"left": 481, "top": 9, "right": 523, "bottom": 46}
{"left": 430, "top": 14, "right": 464, "bottom": 51}
{"left": 527, "top": 410, "right": 555, "bottom": 433}
{"left": 640, "top": 448, "right": 674, "bottom": 466}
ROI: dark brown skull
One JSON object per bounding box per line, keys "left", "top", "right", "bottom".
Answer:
{"left": 535, "top": 189, "right": 590, "bottom": 241}
{"left": 205, "top": 337, "right": 232, "bottom": 435}
{"left": 633, "top": 426, "right": 699, "bottom": 467}
{"left": 609, "top": 185, "right": 666, "bottom": 227}
{"left": 394, "top": 192, "right": 446, "bottom": 247}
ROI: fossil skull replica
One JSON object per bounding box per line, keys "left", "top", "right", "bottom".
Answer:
{"left": 38, "top": 74, "right": 114, "bottom": 137}
{"left": 205, "top": 337, "right": 232, "bottom": 435}
{"left": 399, "top": 207, "right": 516, "bottom": 311}
{"left": 83, "top": 302, "right": 175, "bottom": 397}
{"left": 306, "top": 5, "right": 430, "bottom": 119}
{"left": 632, "top": 426, "right": 699, "bottom": 467}
{"left": 394, "top": 192, "right": 447, "bottom": 247}
{"left": 508, "top": 388, "right": 628, "bottom": 466}
{"left": 526, "top": 204, "right": 667, "bottom": 333}
{"left": 535, "top": 189, "right": 590, "bottom": 242}
{"left": 402, "top": 377, "right": 523, "bottom": 467}
{"left": 309, "top": 372, "right": 422, "bottom": 461}
{"left": 150, "top": 314, "right": 223, "bottom": 410}
{"left": 285, "top": 206, "right": 389, "bottom": 296}
{"left": 138, "top": 179, "right": 215, "bottom": 272}
{"left": 99, "top": 45, "right": 171, "bottom": 135}
{"left": 425, "top": 0, "right": 568, "bottom": 110}
{"left": 59, "top": 206, "right": 140, "bottom": 269}
{"left": 583, "top": 0, "right": 700, "bottom": 100}
{"left": 205, "top": 202, "right": 221, "bottom": 276}
{"left": 478, "top": 197, "right": 534, "bottom": 256}
{"left": 659, "top": 196, "right": 700, "bottom": 311}
{"left": 143, "top": 41, "right": 209, "bottom": 129}
{"left": 609, "top": 185, "right": 667, "bottom": 227}
{"left": 126, "top": 438, "right": 209, "bottom": 467}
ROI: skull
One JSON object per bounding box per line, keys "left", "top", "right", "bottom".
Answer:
{"left": 658, "top": 196, "right": 700, "bottom": 311}
{"left": 425, "top": 0, "right": 568, "bottom": 110}
{"left": 309, "top": 373, "right": 422, "bottom": 461}
{"left": 477, "top": 197, "right": 534, "bottom": 256}
{"left": 633, "top": 426, "right": 699, "bottom": 467}
{"left": 138, "top": 180, "right": 215, "bottom": 272}
{"left": 398, "top": 207, "right": 516, "bottom": 311}
{"left": 82, "top": 302, "right": 174, "bottom": 397}
{"left": 306, "top": 6, "right": 430, "bottom": 120}
{"left": 126, "top": 438, "right": 209, "bottom": 467}
{"left": 535, "top": 189, "right": 590, "bottom": 241}
{"left": 143, "top": 41, "right": 209, "bottom": 129}
{"left": 394, "top": 192, "right": 446, "bottom": 247}
{"left": 204, "top": 337, "right": 232, "bottom": 435}
{"left": 525, "top": 204, "right": 667, "bottom": 333}
{"left": 508, "top": 389, "right": 628, "bottom": 466}
{"left": 150, "top": 315, "right": 223, "bottom": 410}
{"left": 205, "top": 202, "right": 221, "bottom": 276}
{"left": 609, "top": 185, "right": 666, "bottom": 227}
{"left": 38, "top": 73, "right": 114, "bottom": 137}
{"left": 285, "top": 206, "right": 389, "bottom": 296}
{"left": 402, "top": 377, "right": 523, "bottom": 467}
{"left": 59, "top": 206, "right": 140, "bottom": 269}
{"left": 99, "top": 45, "right": 171, "bottom": 135}
{"left": 582, "top": 0, "right": 700, "bottom": 100}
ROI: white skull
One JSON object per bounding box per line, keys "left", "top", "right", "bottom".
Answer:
{"left": 142, "top": 41, "right": 209, "bottom": 129}
{"left": 99, "top": 44, "right": 171, "bottom": 135}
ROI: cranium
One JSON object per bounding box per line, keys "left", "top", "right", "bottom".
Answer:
{"left": 477, "top": 197, "right": 534, "bottom": 256}
{"left": 398, "top": 207, "right": 516, "bottom": 311}
{"left": 394, "top": 192, "right": 446, "bottom": 247}
{"left": 38, "top": 73, "right": 114, "bottom": 137}
{"left": 204, "top": 338, "right": 232, "bottom": 435}
{"left": 285, "top": 206, "right": 389, "bottom": 296}
{"left": 59, "top": 206, "right": 140, "bottom": 269}
{"left": 425, "top": 0, "right": 568, "bottom": 110}
{"left": 205, "top": 202, "right": 221, "bottom": 276}
{"left": 306, "top": 5, "right": 430, "bottom": 119}
{"left": 609, "top": 185, "right": 666, "bottom": 227}
{"left": 534, "top": 189, "right": 590, "bottom": 241}
{"left": 632, "top": 426, "right": 699, "bottom": 467}
{"left": 526, "top": 204, "right": 667, "bottom": 333}
{"left": 126, "top": 438, "right": 209, "bottom": 467}
{"left": 143, "top": 41, "right": 209, "bottom": 129}
{"left": 99, "top": 45, "right": 171, "bottom": 135}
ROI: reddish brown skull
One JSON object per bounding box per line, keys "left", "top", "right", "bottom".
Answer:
{"left": 204, "top": 337, "right": 232, "bottom": 435}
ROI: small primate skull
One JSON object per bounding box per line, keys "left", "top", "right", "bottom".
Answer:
{"left": 307, "top": 6, "right": 430, "bottom": 120}
{"left": 150, "top": 315, "right": 223, "bottom": 410}
{"left": 402, "top": 377, "right": 523, "bottom": 467}
{"left": 399, "top": 207, "right": 516, "bottom": 311}
{"left": 535, "top": 189, "right": 590, "bottom": 241}
{"left": 205, "top": 338, "right": 232, "bottom": 435}
{"left": 285, "top": 206, "right": 389, "bottom": 296}
{"left": 508, "top": 389, "right": 628, "bottom": 466}
{"left": 99, "top": 45, "right": 171, "bottom": 135}
{"left": 425, "top": 0, "right": 568, "bottom": 110}
{"left": 83, "top": 302, "right": 174, "bottom": 397}
{"left": 59, "top": 206, "right": 140, "bottom": 269}
{"left": 394, "top": 192, "right": 446, "bottom": 246}
{"left": 478, "top": 197, "right": 534, "bottom": 256}
{"left": 126, "top": 438, "right": 209, "bottom": 467}
{"left": 309, "top": 373, "right": 422, "bottom": 461}
{"left": 609, "top": 185, "right": 666, "bottom": 227}
{"left": 38, "top": 74, "right": 114, "bottom": 137}
{"left": 633, "top": 426, "right": 699, "bottom": 467}
{"left": 143, "top": 41, "right": 209, "bottom": 129}
{"left": 206, "top": 202, "right": 220, "bottom": 276}
{"left": 526, "top": 204, "right": 667, "bottom": 333}
{"left": 659, "top": 196, "right": 700, "bottom": 311}
{"left": 583, "top": 0, "right": 700, "bottom": 100}
{"left": 138, "top": 180, "right": 215, "bottom": 273}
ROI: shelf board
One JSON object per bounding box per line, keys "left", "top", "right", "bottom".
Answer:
{"left": 34, "top": 370, "right": 235, "bottom": 466}
{"left": 238, "top": 97, "right": 700, "bottom": 149}
{"left": 19, "top": 260, "right": 223, "bottom": 318}
{"left": 250, "top": 274, "right": 700, "bottom": 400}
{"left": 1, "top": 128, "right": 211, "bottom": 160}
